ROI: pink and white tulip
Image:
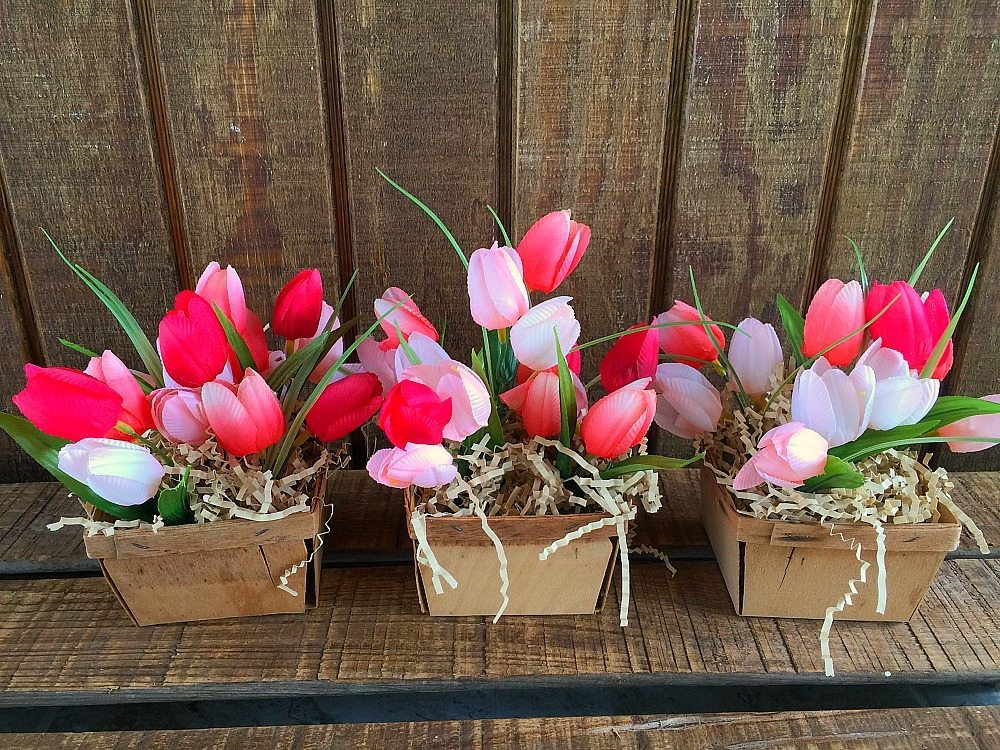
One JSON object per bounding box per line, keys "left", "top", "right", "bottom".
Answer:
{"left": 580, "top": 379, "right": 657, "bottom": 459}
{"left": 58, "top": 438, "right": 165, "bottom": 506}
{"left": 937, "top": 395, "right": 1000, "bottom": 453}
{"left": 394, "top": 332, "right": 450, "bottom": 380}
{"left": 201, "top": 369, "right": 285, "bottom": 456}
{"left": 467, "top": 242, "right": 529, "bottom": 329}
{"left": 655, "top": 301, "right": 725, "bottom": 368}
{"left": 150, "top": 388, "right": 210, "bottom": 446}
{"left": 357, "top": 338, "right": 399, "bottom": 392}
{"left": 85, "top": 350, "right": 153, "bottom": 435}
{"left": 289, "top": 301, "right": 345, "bottom": 384}
{"left": 375, "top": 287, "right": 438, "bottom": 345}
{"left": 729, "top": 318, "right": 782, "bottom": 396}
{"left": 402, "top": 359, "right": 491, "bottom": 441}
{"left": 732, "top": 422, "right": 828, "bottom": 491}
{"left": 509, "top": 296, "right": 581, "bottom": 371}
{"left": 367, "top": 443, "right": 457, "bottom": 489}
{"left": 791, "top": 358, "right": 874, "bottom": 447}
{"left": 500, "top": 369, "right": 587, "bottom": 438}
{"left": 515, "top": 210, "right": 590, "bottom": 293}
{"left": 855, "top": 340, "right": 937, "bottom": 431}
{"left": 195, "top": 262, "right": 248, "bottom": 331}
{"left": 651, "top": 363, "right": 722, "bottom": 440}
{"left": 802, "top": 279, "right": 865, "bottom": 366}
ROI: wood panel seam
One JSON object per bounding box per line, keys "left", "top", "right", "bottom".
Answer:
{"left": 0, "top": 159, "right": 44, "bottom": 364}
{"left": 497, "top": 0, "right": 516, "bottom": 239}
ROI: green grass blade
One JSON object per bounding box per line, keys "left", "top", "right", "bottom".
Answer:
{"left": 600, "top": 452, "right": 703, "bottom": 479}
{"left": 554, "top": 334, "right": 577, "bottom": 478}
{"left": 919, "top": 262, "right": 977, "bottom": 378}
{"left": 212, "top": 303, "right": 255, "bottom": 372}
{"left": 909, "top": 217, "right": 954, "bottom": 286}
{"left": 846, "top": 236, "right": 869, "bottom": 293}
{"left": 487, "top": 204, "right": 513, "bottom": 247}
{"left": 58, "top": 338, "right": 99, "bottom": 359}
{"left": 775, "top": 293, "right": 806, "bottom": 366}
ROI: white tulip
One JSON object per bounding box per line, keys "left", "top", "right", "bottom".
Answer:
{"left": 58, "top": 438, "right": 165, "bottom": 507}
{"left": 509, "top": 296, "right": 581, "bottom": 371}
{"left": 728, "top": 317, "right": 783, "bottom": 396}
{"left": 791, "top": 358, "right": 875, "bottom": 447}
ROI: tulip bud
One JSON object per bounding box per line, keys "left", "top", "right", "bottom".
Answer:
{"left": 85, "top": 351, "right": 153, "bottom": 436}
{"left": 599, "top": 322, "right": 659, "bottom": 392}
{"left": 150, "top": 388, "right": 210, "bottom": 446}
{"left": 273, "top": 269, "right": 323, "bottom": 340}
{"left": 515, "top": 210, "right": 590, "bottom": 293}
{"left": 655, "top": 301, "right": 724, "bottom": 367}
{"left": 865, "top": 281, "right": 953, "bottom": 379}
{"left": 378, "top": 380, "right": 453, "bottom": 448}
{"left": 374, "top": 287, "right": 438, "bottom": 345}
{"left": 367, "top": 443, "right": 457, "bottom": 489}
{"left": 728, "top": 318, "right": 783, "bottom": 396}
{"left": 803, "top": 279, "right": 865, "bottom": 366}
{"left": 306, "top": 373, "right": 383, "bottom": 442}
{"left": 158, "top": 291, "right": 230, "bottom": 388}
{"left": 937, "top": 395, "right": 1000, "bottom": 453}
{"left": 467, "top": 243, "right": 530, "bottom": 329}
{"left": 509, "top": 296, "right": 581, "bottom": 371}
{"left": 580, "top": 379, "right": 656, "bottom": 459}
{"left": 501, "top": 369, "right": 587, "bottom": 438}
{"left": 652, "top": 363, "right": 722, "bottom": 440}
{"left": 195, "top": 262, "right": 248, "bottom": 331}
{"left": 13, "top": 365, "right": 123, "bottom": 442}
{"left": 732, "top": 422, "right": 828, "bottom": 490}
{"left": 58, "top": 438, "right": 165, "bottom": 506}
{"left": 201, "top": 369, "right": 285, "bottom": 456}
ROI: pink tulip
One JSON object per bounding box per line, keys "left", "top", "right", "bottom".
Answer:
{"left": 195, "top": 262, "right": 248, "bottom": 331}
{"left": 158, "top": 291, "right": 230, "bottom": 388}
{"left": 655, "top": 301, "right": 724, "bottom": 368}
{"left": 509, "top": 296, "right": 581, "bottom": 371}
{"left": 599, "top": 322, "right": 659, "bottom": 392}
{"left": 306, "top": 373, "right": 383, "bottom": 442}
{"left": 13, "top": 365, "right": 123, "bottom": 442}
{"left": 288, "top": 301, "right": 345, "bottom": 385}
{"left": 500, "top": 369, "right": 587, "bottom": 438}
{"left": 85, "top": 351, "right": 153, "bottom": 435}
{"left": 357, "top": 337, "right": 399, "bottom": 392}
{"left": 375, "top": 287, "right": 438, "bottom": 345}
{"left": 394, "top": 332, "right": 450, "bottom": 381}
{"left": 729, "top": 318, "right": 783, "bottom": 396}
{"left": 855, "top": 340, "right": 937, "bottom": 430}
{"left": 580, "top": 379, "right": 656, "bottom": 459}
{"left": 367, "top": 443, "right": 457, "bottom": 489}
{"left": 732, "top": 422, "right": 829, "bottom": 491}
{"left": 273, "top": 269, "right": 324, "bottom": 340}
{"left": 516, "top": 348, "right": 581, "bottom": 385}
{"left": 651, "top": 363, "right": 722, "bottom": 440}
{"left": 402, "top": 360, "right": 491, "bottom": 441}
{"left": 150, "top": 388, "right": 210, "bottom": 446}
{"left": 865, "top": 281, "right": 953, "bottom": 379}
{"left": 791, "top": 358, "right": 874, "bottom": 447}
{"left": 467, "top": 242, "right": 529, "bottom": 329}
{"left": 201, "top": 369, "right": 285, "bottom": 456}
{"left": 937, "top": 395, "right": 1000, "bottom": 453}
{"left": 58, "top": 438, "right": 165, "bottom": 506}
{"left": 802, "top": 279, "right": 865, "bottom": 366}
{"left": 515, "top": 210, "right": 590, "bottom": 293}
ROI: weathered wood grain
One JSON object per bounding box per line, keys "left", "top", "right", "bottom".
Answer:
{"left": 145, "top": 0, "right": 343, "bottom": 309}
{"left": 335, "top": 0, "right": 498, "bottom": 362}
{"left": 0, "top": 0, "right": 178, "bottom": 362}
{"left": 6, "top": 707, "right": 1000, "bottom": 749}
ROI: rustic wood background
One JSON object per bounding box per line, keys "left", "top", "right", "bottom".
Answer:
{"left": 0, "top": 0, "right": 998, "bottom": 480}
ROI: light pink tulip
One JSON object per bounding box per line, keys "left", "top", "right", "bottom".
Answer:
{"left": 201, "top": 369, "right": 285, "bottom": 456}
{"left": 195, "top": 261, "right": 248, "bottom": 331}
{"left": 802, "top": 279, "right": 865, "bottom": 366}
{"left": 937, "top": 395, "right": 1000, "bottom": 453}
{"left": 855, "top": 340, "right": 937, "bottom": 431}
{"left": 394, "top": 332, "right": 450, "bottom": 380}
{"left": 651, "top": 363, "right": 722, "bottom": 440}
{"left": 500, "top": 369, "right": 587, "bottom": 438}
{"left": 468, "top": 242, "right": 529, "bottom": 329}
{"left": 729, "top": 318, "right": 783, "bottom": 396}
{"left": 509, "top": 296, "right": 581, "bottom": 371}
{"left": 732, "top": 422, "right": 829, "bottom": 490}
{"left": 515, "top": 210, "right": 590, "bottom": 293}
{"left": 791, "top": 358, "right": 874, "bottom": 447}
{"left": 58, "top": 438, "right": 165, "bottom": 506}
{"left": 855, "top": 338, "right": 911, "bottom": 379}
{"left": 580, "top": 379, "right": 657, "bottom": 459}
{"left": 85, "top": 350, "right": 153, "bottom": 435}
{"left": 375, "top": 287, "right": 438, "bottom": 345}
{"left": 357, "top": 338, "right": 399, "bottom": 392}
{"left": 150, "top": 388, "right": 210, "bottom": 446}
{"left": 367, "top": 443, "right": 457, "bottom": 489}
{"left": 401, "top": 359, "right": 491, "bottom": 441}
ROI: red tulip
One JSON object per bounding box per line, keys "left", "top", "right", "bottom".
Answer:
{"left": 85, "top": 351, "right": 153, "bottom": 435}
{"left": 516, "top": 348, "right": 581, "bottom": 386}
{"left": 599, "top": 322, "right": 659, "bottom": 392}
{"left": 306, "top": 373, "right": 384, "bottom": 442}
{"left": 13, "top": 364, "right": 123, "bottom": 442}
{"left": 802, "top": 279, "right": 865, "bottom": 366}
{"left": 580, "top": 379, "right": 656, "bottom": 459}
{"left": 158, "top": 291, "right": 230, "bottom": 388}
{"left": 201, "top": 369, "right": 285, "bottom": 456}
{"left": 237, "top": 309, "right": 271, "bottom": 374}
{"left": 378, "top": 380, "right": 452, "bottom": 448}
{"left": 273, "top": 269, "right": 323, "bottom": 340}
{"left": 655, "top": 301, "right": 724, "bottom": 367}
{"left": 501, "top": 369, "right": 587, "bottom": 438}
{"left": 865, "top": 281, "right": 953, "bottom": 379}
{"left": 515, "top": 210, "right": 590, "bottom": 293}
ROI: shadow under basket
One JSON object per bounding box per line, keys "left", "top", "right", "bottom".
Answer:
{"left": 700, "top": 466, "right": 961, "bottom": 621}
{"left": 404, "top": 488, "right": 622, "bottom": 617}
{"left": 82, "top": 474, "right": 328, "bottom": 626}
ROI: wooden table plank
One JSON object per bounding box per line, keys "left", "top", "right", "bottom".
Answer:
{"left": 4, "top": 706, "right": 998, "bottom": 749}
{"left": 0, "top": 559, "right": 996, "bottom": 705}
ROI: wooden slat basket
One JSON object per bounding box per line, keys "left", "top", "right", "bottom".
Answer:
{"left": 700, "top": 466, "right": 961, "bottom": 621}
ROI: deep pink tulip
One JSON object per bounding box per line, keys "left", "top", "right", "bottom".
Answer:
{"left": 367, "top": 443, "right": 457, "bottom": 489}
{"left": 85, "top": 351, "right": 153, "bottom": 435}
{"left": 150, "top": 388, "right": 210, "bottom": 446}
{"left": 467, "top": 242, "right": 529, "bottom": 329}
{"left": 306, "top": 372, "right": 383, "bottom": 442}
{"left": 937, "top": 395, "right": 1000, "bottom": 453}
{"left": 237, "top": 309, "right": 271, "bottom": 374}
{"left": 375, "top": 287, "right": 438, "bottom": 345}
{"left": 655, "top": 301, "right": 725, "bottom": 368}
{"left": 378, "top": 380, "right": 452, "bottom": 448}
{"left": 158, "top": 291, "right": 230, "bottom": 388}
{"left": 515, "top": 210, "right": 590, "bottom": 293}
{"left": 195, "top": 262, "right": 248, "bottom": 331}
{"left": 580, "top": 379, "right": 656, "bottom": 460}
{"left": 865, "top": 281, "right": 953, "bottom": 379}
{"left": 273, "top": 269, "right": 323, "bottom": 340}
{"left": 802, "top": 279, "right": 864, "bottom": 366}
{"left": 732, "top": 422, "right": 828, "bottom": 490}
{"left": 501, "top": 369, "right": 587, "bottom": 438}
{"left": 201, "top": 369, "right": 285, "bottom": 456}
{"left": 599, "top": 322, "right": 659, "bottom": 392}
{"left": 13, "top": 364, "right": 122, "bottom": 442}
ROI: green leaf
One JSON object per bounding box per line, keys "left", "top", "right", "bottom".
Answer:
{"left": 920, "top": 262, "right": 977, "bottom": 379}
{"left": 212, "top": 303, "right": 255, "bottom": 373}
{"left": 334, "top": 268, "right": 359, "bottom": 318}
{"left": 266, "top": 316, "right": 358, "bottom": 390}
{"left": 395, "top": 323, "right": 420, "bottom": 366}
{"left": 798, "top": 456, "right": 866, "bottom": 492}
{"left": 925, "top": 395, "right": 1000, "bottom": 427}
{"left": 830, "top": 420, "right": 941, "bottom": 463}
{"left": 554, "top": 334, "right": 577, "bottom": 478}
{"left": 909, "top": 217, "right": 954, "bottom": 287}
{"left": 487, "top": 204, "right": 512, "bottom": 247}
{"left": 469, "top": 355, "right": 503, "bottom": 447}
{"left": 846, "top": 236, "right": 868, "bottom": 293}
{"left": 59, "top": 338, "right": 99, "bottom": 359}
{"left": 600, "top": 452, "right": 704, "bottom": 480}
{"left": 775, "top": 293, "right": 806, "bottom": 366}
{"left": 0, "top": 413, "right": 156, "bottom": 521}
{"left": 157, "top": 466, "right": 192, "bottom": 525}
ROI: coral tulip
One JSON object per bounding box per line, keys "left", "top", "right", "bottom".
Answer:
{"left": 865, "top": 281, "right": 953, "bottom": 379}
{"left": 402, "top": 360, "right": 491, "bottom": 441}
{"left": 651, "top": 363, "right": 722, "bottom": 440}
{"left": 468, "top": 242, "right": 529, "bottom": 329}
{"left": 655, "top": 301, "right": 724, "bottom": 367}
{"left": 378, "top": 380, "right": 452, "bottom": 448}
{"left": 515, "top": 210, "right": 590, "bottom": 293}
{"left": 273, "top": 269, "right": 323, "bottom": 340}
{"left": 13, "top": 365, "right": 122, "bottom": 442}
{"left": 855, "top": 340, "right": 937, "bottom": 431}
{"left": 150, "top": 388, "right": 210, "bottom": 446}
{"left": 802, "top": 279, "right": 865, "bottom": 366}
{"left": 516, "top": 348, "right": 581, "bottom": 385}
{"left": 580, "top": 379, "right": 656, "bottom": 460}
{"left": 500, "top": 369, "right": 587, "bottom": 438}
{"left": 509, "top": 296, "right": 581, "bottom": 371}
{"left": 937, "top": 395, "right": 1000, "bottom": 453}
{"left": 375, "top": 287, "right": 438, "bottom": 345}
{"left": 599, "top": 322, "right": 659, "bottom": 392}
{"left": 158, "top": 291, "right": 230, "bottom": 388}
{"left": 732, "top": 422, "right": 828, "bottom": 490}
{"left": 85, "top": 351, "right": 153, "bottom": 435}
{"left": 791, "top": 358, "right": 874, "bottom": 447}
{"left": 357, "top": 337, "right": 399, "bottom": 392}
{"left": 729, "top": 318, "right": 783, "bottom": 396}
{"left": 58, "top": 438, "right": 165, "bottom": 506}
{"left": 195, "top": 261, "right": 248, "bottom": 331}
{"left": 367, "top": 443, "right": 457, "bottom": 489}
{"left": 201, "top": 369, "right": 285, "bottom": 456}
{"left": 306, "top": 373, "right": 383, "bottom": 442}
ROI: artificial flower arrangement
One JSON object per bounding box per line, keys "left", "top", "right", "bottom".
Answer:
{"left": 0, "top": 235, "right": 392, "bottom": 625}
{"left": 650, "top": 223, "right": 999, "bottom": 674}
{"left": 362, "top": 172, "right": 702, "bottom": 623}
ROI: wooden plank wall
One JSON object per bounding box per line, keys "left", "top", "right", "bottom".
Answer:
{"left": 0, "top": 0, "right": 997, "bottom": 478}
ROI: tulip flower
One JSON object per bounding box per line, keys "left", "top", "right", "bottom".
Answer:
{"left": 401, "top": 360, "right": 491, "bottom": 441}
{"left": 515, "top": 210, "right": 591, "bottom": 293}
{"left": 150, "top": 388, "right": 210, "bottom": 446}
{"left": 732, "top": 422, "right": 828, "bottom": 491}
{"left": 201, "top": 369, "right": 285, "bottom": 456}
{"left": 378, "top": 380, "right": 453, "bottom": 448}
{"left": 393, "top": 332, "right": 450, "bottom": 381}
{"left": 13, "top": 365, "right": 122, "bottom": 442}
{"left": 865, "top": 281, "right": 953, "bottom": 379}
{"left": 516, "top": 348, "right": 581, "bottom": 385}
{"left": 655, "top": 301, "right": 724, "bottom": 367}
{"left": 729, "top": 318, "right": 783, "bottom": 396}
{"left": 375, "top": 287, "right": 438, "bottom": 345}
{"left": 357, "top": 337, "right": 399, "bottom": 392}
{"left": 85, "top": 351, "right": 153, "bottom": 435}
{"left": 158, "top": 291, "right": 230, "bottom": 388}
{"left": 791, "top": 358, "right": 874, "bottom": 447}
{"left": 306, "top": 373, "right": 383, "bottom": 442}
{"left": 288, "top": 301, "right": 345, "bottom": 385}
{"left": 855, "top": 340, "right": 937, "bottom": 430}
{"left": 195, "top": 261, "right": 248, "bottom": 331}
{"left": 509, "top": 296, "right": 581, "bottom": 371}
{"left": 937, "top": 395, "right": 1000, "bottom": 452}
{"left": 367, "top": 443, "right": 457, "bottom": 489}
{"left": 500, "top": 369, "right": 587, "bottom": 438}
{"left": 580, "top": 379, "right": 657, "bottom": 459}
{"left": 237, "top": 309, "right": 271, "bottom": 374}
{"left": 273, "top": 269, "right": 323, "bottom": 340}
{"left": 802, "top": 279, "right": 865, "bottom": 366}
{"left": 651, "top": 363, "right": 722, "bottom": 440}
{"left": 599, "top": 322, "right": 659, "bottom": 392}
{"left": 467, "top": 242, "right": 529, "bottom": 329}
{"left": 58, "top": 438, "right": 165, "bottom": 506}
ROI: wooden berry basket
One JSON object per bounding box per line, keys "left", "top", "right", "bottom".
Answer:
{"left": 404, "top": 488, "right": 622, "bottom": 617}
{"left": 700, "top": 466, "right": 961, "bottom": 621}
{"left": 82, "top": 473, "right": 329, "bottom": 626}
